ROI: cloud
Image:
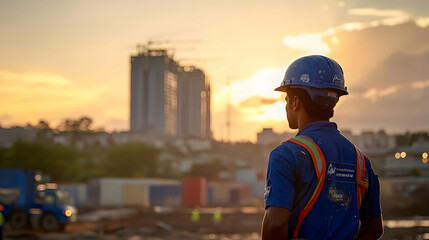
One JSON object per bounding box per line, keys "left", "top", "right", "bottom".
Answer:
{"left": 334, "top": 50, "right": 429, "bottom": 131}
{"left": 326, "top": 22, "right": 429, "bottom": 90}
{"left": 323, "top": 8, "right": 419, "bottom": 36}
{"left": 212, "top": 68, "right": 285, "bottom": 112}
{"left": 283, "top": 33, "right": 330, "bottom": 54}
{"left": 363, "top": 86, "right": 399, "bottom": 102}
{"left": 239, "top": 96, "right": 278, "bottom": 108}
{"left": 261, "top": 19, "right": 429, "bottom": 134}
{"left": 243, "top": 101, "right": 286, "bottom": 122}
{"left": 411, "top": 79, "right": 429, "bottom": 89}
{"left": 416, "top": 17, "right": 429, "bottom": 28}
{"left": 361, "top": 51, "right": 429, "bottom": 89}
{"left": 0, "top": 70, "right": 72, "bottom": 87}
{"left": 277, "top": 19, "right": 429, "bottom": 133}
{"left": 282, "top": 8, "right": 420, "bottom": 58}
{"left": 311, "top": 17, "right": 429, "bottom": 132}
{"left": 348, "top": 8, "right": 411, "bottom": 26}
{"left": 0, "top": 69, "right": 110, "bottom": 128}
{"left": 348, "top": 8, "right": 409, "bottom": 18}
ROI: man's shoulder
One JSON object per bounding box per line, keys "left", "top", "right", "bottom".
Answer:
{"left": 273, "top": 137, "right": 307, "bottom": 153}
{"left": 269, "top": 138, "right": 313, "bottom": 163}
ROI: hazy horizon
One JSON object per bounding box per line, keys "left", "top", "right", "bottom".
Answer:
{"left": 1, "top": 0, "right": 429, "bottom": 142}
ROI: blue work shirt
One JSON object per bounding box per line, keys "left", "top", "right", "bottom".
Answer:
{"left": 264, "top": 121, "right": 381, "bottom": 239}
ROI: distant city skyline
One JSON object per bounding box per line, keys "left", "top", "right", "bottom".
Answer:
{"left": 1, "top": 1, "right": 429, "bottom": 142}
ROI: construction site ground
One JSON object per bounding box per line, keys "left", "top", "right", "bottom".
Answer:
{"left": 2, "top": 207, "right": 429, "bottom": 239}
{"left": 2, "top": 207, "right": 263, "bottom": 240}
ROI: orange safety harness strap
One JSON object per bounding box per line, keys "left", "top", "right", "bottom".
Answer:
{"left": 287, "top": 135, "right": 326, "bottom": 238}
{"left": 355, "top": 147, "right": 368, "bottom": 209}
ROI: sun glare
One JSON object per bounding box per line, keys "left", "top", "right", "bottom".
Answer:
{"left": 282, "top": 33, "right": 330, "bottom": 55}
{"left": 243, "top": 101, "right": 285, "bottom": 122}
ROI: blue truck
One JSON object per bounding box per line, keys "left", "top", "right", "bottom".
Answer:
{"left": 0, "top": 168, "right": 77, "bottom": 231}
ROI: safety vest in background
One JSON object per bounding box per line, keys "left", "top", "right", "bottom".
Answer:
{"left": 191, "top": 209, "right": 200, "bottom": 222}
{"left": 213, "top": 211, "right": 222, "bottom": 222}
{"left": 0, "top": 211, "right": 4, "bottom": 228}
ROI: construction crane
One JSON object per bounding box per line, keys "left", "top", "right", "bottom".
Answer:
{"left": 178, "top": 57, "right": 223, "bottom": 68}
{"left": 225, "top": 75, "right": 244, "bottom": 143}
{"left": 135, "top": 39, "right": 199, "bottom": 56}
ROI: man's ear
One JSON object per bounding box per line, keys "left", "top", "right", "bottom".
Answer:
{"left": 292, "top": 95, "right": 300, "bottom": 111}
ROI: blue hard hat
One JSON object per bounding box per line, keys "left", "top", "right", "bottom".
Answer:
{"left": 275, "top": 55, "right": 348, "bottom": 101}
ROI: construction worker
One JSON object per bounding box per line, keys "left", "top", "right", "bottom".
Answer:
{"left": 191, "top": 205, "right": 200, "bottom": 232}
{"left": 0, "top": 204, "right": 4, "bottom": 240}
{"left": 261, "top": 55, "right": 383, "bottom": 240}
{"left": 213, "top": 207, "right": 222, "bottom": 233}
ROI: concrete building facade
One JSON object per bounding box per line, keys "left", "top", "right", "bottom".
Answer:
{"left": 130, "top": 49, "right": 178, "bottom": 136}
{"left": 177, "top": 67, "right": 210, "bottom": 138}
{"left": 130, "top": 49, "right": 210, "bottom": 138}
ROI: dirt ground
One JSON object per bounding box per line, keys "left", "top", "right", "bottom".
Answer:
{"left": 2, "top": 207, "right": 264, "bottom": 240}
{"left": 3, "top": 207, "right": 429, "bottom": 239}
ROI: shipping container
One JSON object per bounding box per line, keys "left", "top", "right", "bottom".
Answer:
{"left": 229, "top": 188, "right": 240, "bottom": 204}
{"left": 236, "top": 169, "right": 257, "bottom": 183}
{"left": 208, "top": 182, "right": 230, "bottom": 204}
{"left": 99, "top": 178, "right": 123, "bottom": 206}
{"left": 182, "top": 177, "right": 206, "bottom": 207}
{"left": 122, "top": 183, "right": 150, "bottom": 207}
{"left": 206, "top": 185, "right": 214, "bottom": 205}
{"left": 149, "top": 185, "right": 181, "bottom": 206}
{"left": 87, "top": 178, "right": 180, "bottom": 207}
{"left": 249, "top": 181, "right": 265, "bottom": 198}
{"left": 232, "top": 182, "right": 250, "bottom": 204}
{"left": 87, "top": 178, "right": 101, "bottom": 207}
{"left": 208, "top": 182, "right": 250, "bottom": 205}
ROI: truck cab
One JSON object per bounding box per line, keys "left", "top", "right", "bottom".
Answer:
{"left": 34, "top": 185, "right": 77, "bottom": 231}
{"left": 0, "top": 168, "right": 77, "bottom": 231}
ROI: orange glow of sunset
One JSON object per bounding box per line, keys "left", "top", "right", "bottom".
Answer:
{"left": 1, "top": 1, "right": 429, "bottom": 142}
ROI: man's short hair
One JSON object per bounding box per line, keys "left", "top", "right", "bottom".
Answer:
{"left": 287, "top": 88, "right": 336, "bottom": 120}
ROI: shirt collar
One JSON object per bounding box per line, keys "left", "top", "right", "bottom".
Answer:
{"left": 296, "top": 121, "right": 338, "bottom": 136}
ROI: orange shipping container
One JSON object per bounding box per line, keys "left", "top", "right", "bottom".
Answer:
{"left": 182, "top": 177, "right": 206, "bottom": 207}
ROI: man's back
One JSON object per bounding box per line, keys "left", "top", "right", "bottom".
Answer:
{"left": 265, "top": 121, "right": 381, "bottom": 239}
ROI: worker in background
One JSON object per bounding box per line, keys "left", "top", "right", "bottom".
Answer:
{"left": 213, "top": 207, "right": 222, "bottom": 233}
{"left": 261, "top": 55, "right": 383, "bottom": 239}
{"left": 0, "top": 204, "right": 4, "bottom": 240}
{"left": 191, "top": 205, "right": 200, "bottom": 233}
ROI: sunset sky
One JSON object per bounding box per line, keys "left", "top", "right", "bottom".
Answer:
{"left": 1, "top": 0, "right": 429, "bottom": 142}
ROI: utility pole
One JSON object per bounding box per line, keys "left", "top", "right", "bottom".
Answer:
{"left": 225, "top": 75, "right": 244, "bottom": 143}
{"left": 226, "top": 76, "right": 231, "bottom": 143}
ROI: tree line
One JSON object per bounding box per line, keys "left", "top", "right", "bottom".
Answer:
{"left": 0, "top": 139, "right": 163, "bottom": 182}
{"left": 0, "top": 117, "right": 228, "bottom": 183}
{"left": 0, "top": 117, "right": 162, "bottom": 182}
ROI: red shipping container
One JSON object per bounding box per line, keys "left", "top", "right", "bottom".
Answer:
{"left": 182, "top": 177, "right": 207, "bottom": 207}
{"left": 238, "top": 183, "right": 250, "bottom": 200}
{"left": 229, "top": 183, "right": 250, "bottom": 204}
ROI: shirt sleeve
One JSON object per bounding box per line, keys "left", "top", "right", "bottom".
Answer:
{"left": 359, "top": 157, "right": 382, "bottom": 220}
{"left": 264, "top": 145, "right": 296, "bottom": 210}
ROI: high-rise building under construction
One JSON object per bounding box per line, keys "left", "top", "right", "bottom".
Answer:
{"left": 130, "top": 49, "right": 210, "bottom": 138}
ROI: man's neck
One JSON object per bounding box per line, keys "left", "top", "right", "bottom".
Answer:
{"left": 298, "top": 117, "right": 328, "bottom": 131}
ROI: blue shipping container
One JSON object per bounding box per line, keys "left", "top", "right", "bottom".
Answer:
{"left": 206, "top": 185, "right": 214, "bottom": 205}
{"left": 149, "top": 185, "right": 181, "bottom": 206}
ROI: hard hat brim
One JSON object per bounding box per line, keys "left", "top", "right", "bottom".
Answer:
{"left": 274, "top": 85, "right": 288, "bottom": 92}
